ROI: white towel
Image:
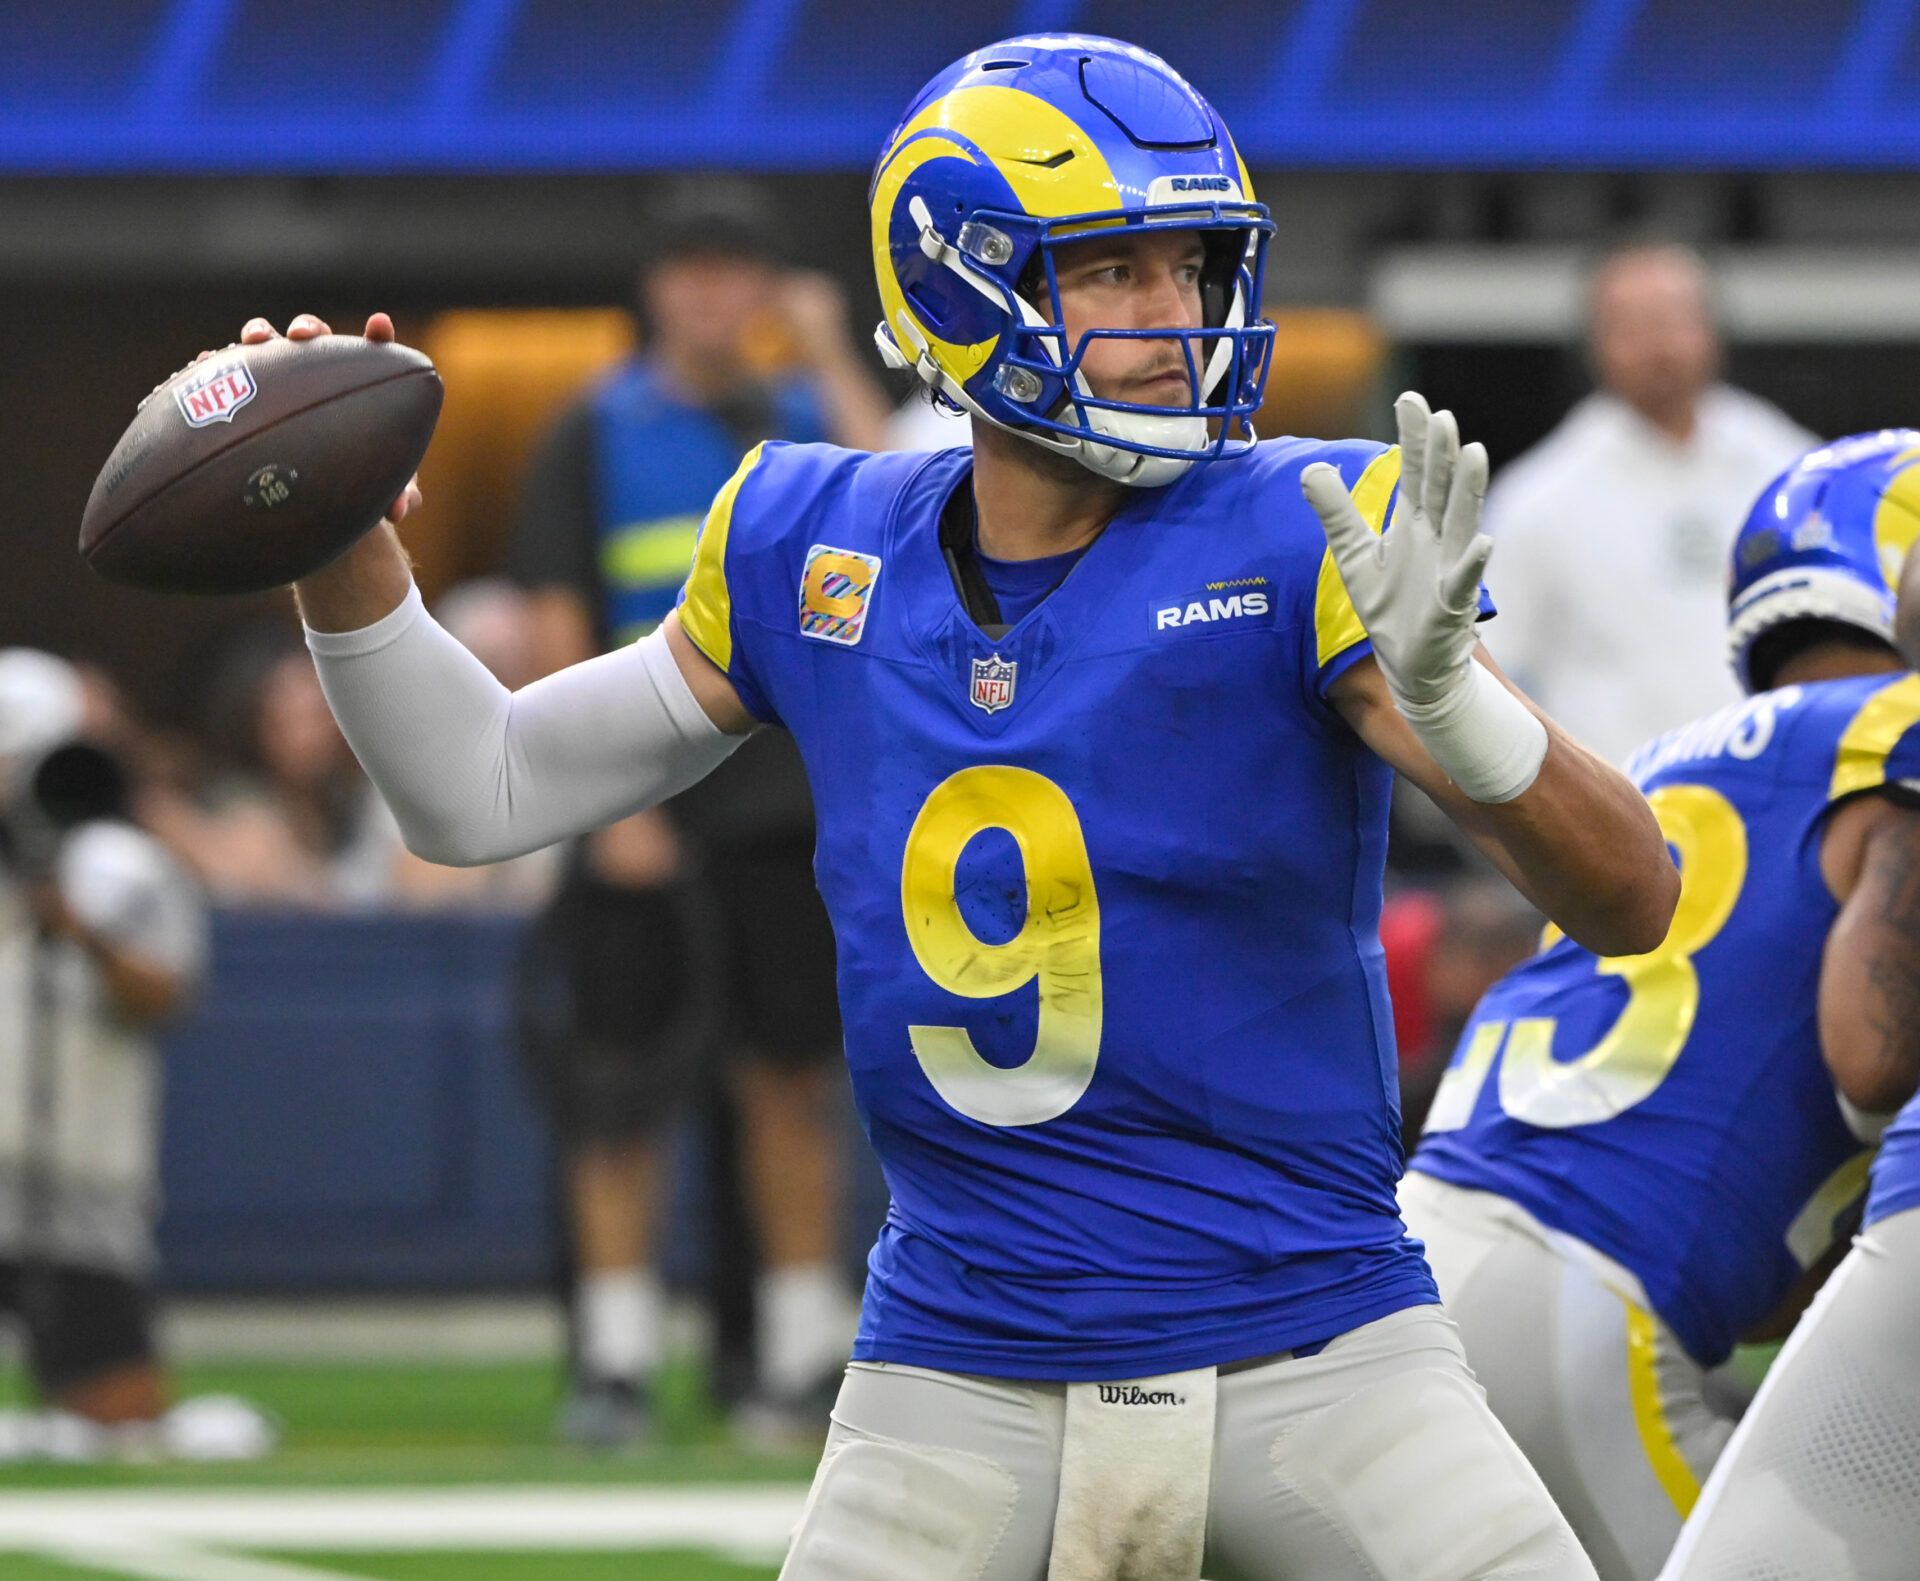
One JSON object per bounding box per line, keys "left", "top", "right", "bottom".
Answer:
{"left": 1046, "top": 1366, "right": 1216, "bottom": 1581}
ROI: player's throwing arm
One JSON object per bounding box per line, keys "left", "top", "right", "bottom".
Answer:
{"left": 243, "top": 313, "right": 760, "bottom": 864}
{"left": 1307, "top": 392, "right": 1679, "bottom": 956}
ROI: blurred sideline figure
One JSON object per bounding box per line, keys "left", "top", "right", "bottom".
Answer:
{"left": 1403, "top": 434, "right": 1920, "bottom": 1579}
{"left": 1486, "top": 242, "right": 1815, "bottom": 763}
{"left": 505, "top": 180, "right": 886, "bottom": 1445}
{"left": 1656, "top": 523, "right": 1920, "bottom": 1581}
{"left": 0, "top": 649, "right": 269, "bottom": 1460}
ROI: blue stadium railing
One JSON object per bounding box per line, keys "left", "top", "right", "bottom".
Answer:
{"left": 8, "top": 0, "right": 1920, "bottom": 171}
{"left": 156, "top": 911, "right": 556, "bottom": 1291}
{"left": 154, "top": 909, "right": 887, "bottom": 1296}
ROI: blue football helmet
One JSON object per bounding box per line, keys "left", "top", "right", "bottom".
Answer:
{"left": 1727, "top": 430, "right": 1920, "bottom": 693}
{"left": 869, "top": 34, "right": 1275, "bottom": 486}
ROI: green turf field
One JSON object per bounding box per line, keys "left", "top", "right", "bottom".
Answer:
{"left": 0, "top": 1359, "right": 815, "bottom": 1580}
{"left": 262, "top": 1554, "right": 769, "bottom": 1580}
{"left": 0, "top": 1345, "right": 1785, "bottom": 1579}
{"left": 11, "top": 1554, "right": 771, "bottom": 1580}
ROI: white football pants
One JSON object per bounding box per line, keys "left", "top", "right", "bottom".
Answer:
{"left": 777, "top": 1302, "right": 1596, "bottom": 1581}
{"left": 1399, "top": 1171, "right": 1737, "bottom": 1581}
{"left": 1658, "top": 1205, "right": 1920, "bottom": 1581}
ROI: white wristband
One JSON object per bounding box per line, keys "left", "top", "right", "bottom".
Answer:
{"left": 1397, "top": 662, "right": 1549, "bottom": 804}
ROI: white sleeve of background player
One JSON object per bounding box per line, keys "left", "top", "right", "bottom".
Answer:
{"left": 305, "top": 585, "right": 744, "bottom": 866}
{"left": 1478, "top": 479, "right": 1560, "bottom": 705}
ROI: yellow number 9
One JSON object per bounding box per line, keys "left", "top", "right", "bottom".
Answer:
{"left": 1499, "top": 783, "right": 1748, "bottom": 1128}
{"left": 900, "top": 766, "right": 1103, "bottom": 1127}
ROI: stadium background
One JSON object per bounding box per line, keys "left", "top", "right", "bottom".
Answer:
{"left": 2, "top": 1, "right": 1916, "bottom": 1576}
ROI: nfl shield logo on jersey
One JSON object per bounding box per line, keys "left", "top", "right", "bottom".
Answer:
{"left": 969, "top": 654, "right": 1017, "bottom": 714}
{"left": 173, "top": 355, "right": 258, "bottom": 428}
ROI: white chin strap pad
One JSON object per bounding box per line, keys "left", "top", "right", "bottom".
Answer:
{"left": 1078, "top": 410, "right": 1209, "bottom": 487}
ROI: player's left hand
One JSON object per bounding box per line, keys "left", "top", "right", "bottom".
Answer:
{"left": 1303, "top": 390, "right": 1491, "bottom": 709}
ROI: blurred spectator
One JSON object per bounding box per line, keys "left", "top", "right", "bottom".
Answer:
{"left": 150, "top": 627, "right": 389, "bottom": 907}
{"left": 0, "top": 649, "right": 268, "bottom": 1459}
{"left": 435, "top": 576, "right": 543, "bottom": 688}
{"left": 1484, "top": 241, "right": 1816, "bottom": 762}
{"left": 506, "top": 178, "right": 879, "bottom": 1446}
{"left": 378, "top": 580, "right": 563, "bottom": 912}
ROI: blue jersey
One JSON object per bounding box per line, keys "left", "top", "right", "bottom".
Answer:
{"left": 1868, "top": 1092, "right": 1920, "bottom": 1228}
{"left": 676, "top": 438, "right": 1437, "bottom": 1379}
{"left": 1415, "top": 673, "right": 1920, "bottom": 1366}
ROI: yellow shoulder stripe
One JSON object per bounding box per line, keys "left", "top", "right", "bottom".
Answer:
{"left": 677, "top": 443, "right": 768, "bottom": 675}
{"left": 1313, "top": 447, "right": 1402, "bottom": 670}
{"left": 1830, "top": 672, "right": 1920, "bottom": 801}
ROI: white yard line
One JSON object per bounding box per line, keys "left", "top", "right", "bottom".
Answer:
{"left": 48, "top": 1536, "right": 377, "bottom": 1581}
{"left": 0, "top": 1485, "right": 805, "bottom": 1565}
{"left": 159, "top": 1298, "right": 565, "bottom": 1363}
{"left": 158, "top": 1295, "right": 711, "bottom": 1363}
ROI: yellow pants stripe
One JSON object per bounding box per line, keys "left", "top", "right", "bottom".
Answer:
{"left": 1623, "top": 1300, "right": 1701, "bottom": 1518}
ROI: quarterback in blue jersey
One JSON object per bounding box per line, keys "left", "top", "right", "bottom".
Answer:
{"left": 267, "top": 35, "right": 1672, "bottom": 1581}
{"left": 1659, "top": 528, "right": 1920, "bottom": 1581}
{"left": 1404, "top": 431, "right": 1920, "bottom": 1581}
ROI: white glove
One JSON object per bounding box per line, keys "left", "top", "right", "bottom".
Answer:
{"left": 1304, "top": 391, "right": 1489, "bottom": 706}
{"left": 1303, "top": 391, "right": 1547, "bottom": 803}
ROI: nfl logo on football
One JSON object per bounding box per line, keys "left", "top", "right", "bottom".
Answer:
{"left": 174, "top": 356, "right": 258, "bottom": 428}
{"left": 969, "top": 654, "right": 1017, "bottom": 714}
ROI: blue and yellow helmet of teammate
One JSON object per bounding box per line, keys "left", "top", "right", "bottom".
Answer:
{"left": 1727, "top": 430, "right": 1920, "bottom": 692}
{"left": 869, "top": 35, "right": 1275, "bottom": 486}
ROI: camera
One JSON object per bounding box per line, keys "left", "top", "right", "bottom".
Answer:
{"left": 0, "top": 739, "right": 132, "bottom": 877}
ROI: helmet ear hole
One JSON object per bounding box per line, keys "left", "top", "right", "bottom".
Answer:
{"left": 1199, "top": 230, "right": 1243, "bottom": 329}
{"left": 1016, "top": 253, "right": 1047, "bottom": 307}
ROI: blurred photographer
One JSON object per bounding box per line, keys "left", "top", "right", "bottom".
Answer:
{"left": 0, "top": 648, "right": 215, "bottom": 1450}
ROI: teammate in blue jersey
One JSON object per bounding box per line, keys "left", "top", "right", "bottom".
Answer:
{"left": 258, "top": 35, "right": 1675, "bottom": 1581}
{"left": 1403, "top": 430, "right": 1920, "bottom": 1581}
{"left": 1657, "top": 524, "right": 1920, "bottom": 1581}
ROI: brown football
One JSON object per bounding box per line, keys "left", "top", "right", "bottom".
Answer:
{"left": 80, "top": 334, "right": 443, "bottom": 595}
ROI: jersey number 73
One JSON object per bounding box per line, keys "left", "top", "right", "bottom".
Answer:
{"left": 1427, "top": 784, "right": 1747, "bottom": 1131}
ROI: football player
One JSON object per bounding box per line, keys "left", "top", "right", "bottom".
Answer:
{"left": 1654, "top": 506, "right": 1920, "bottom": 1581}
{"left": 1402, "top": 431, "right": 1920, "bottom": 1581}
{"left": 253, "top": 36, "right": 1674, "bottom": 1581}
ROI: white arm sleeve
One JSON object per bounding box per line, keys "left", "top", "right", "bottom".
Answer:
{"left": 305, "top": 585, "right": 745, "bottom": 867}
